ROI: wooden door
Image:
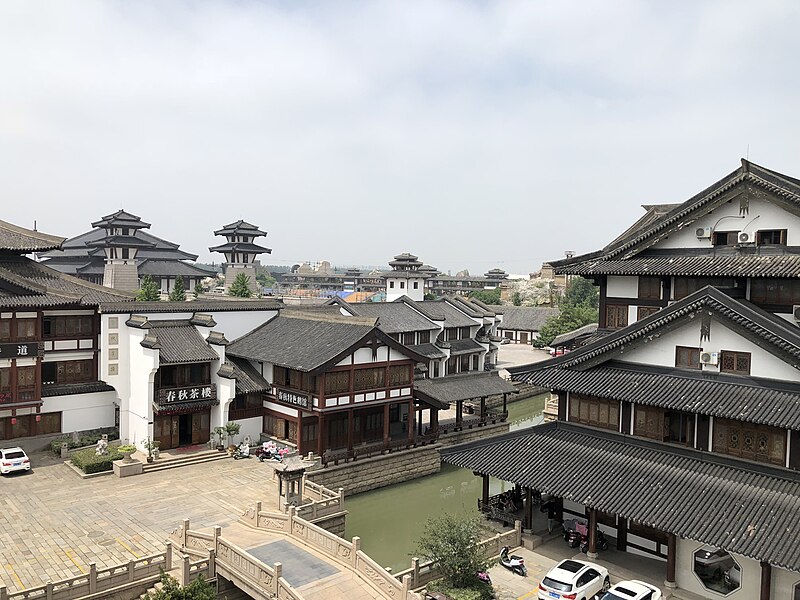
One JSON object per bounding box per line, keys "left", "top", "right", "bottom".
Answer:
{"left": 192, "top": 412, "right": 210, "bottom": 445}
{"left": 520, "top": 332, "right": 528, "bottom": 344}
{"left": 155, "top": 415, "right": 179, "bottom": 450}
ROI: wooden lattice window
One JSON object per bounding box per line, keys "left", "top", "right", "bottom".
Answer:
{"left": 756, "top": 229, "right": 787, "bottom": 245}
{"left": 675, "top": 346, "right": 701, "bottom": 370}
{"left": 569, "top": 394, "right": 619, "bottom": 430}
{"left": 605, "top": 305, "right": 628, "bottom": 329}
{"left": 720, "top": 351, "right": 751, "bottom": 375}
{"left": 353, "top": 367, "right": 385, "bottom": 391}
{"left": 637, "top": 306, "right": 660, "bottom": 321}
{"left": 325, "top": 371, "right": 350, "bottom": 395}
{"left": 388, "top": 365, "right": 410, "bottom": 387}
{"left": 713, "top": 418, "right": 785, "bottom": 465}
{"left": 638, "top": 276, "right": 661, "bottom": 300}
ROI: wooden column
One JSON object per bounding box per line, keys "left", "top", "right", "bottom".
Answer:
{"left": 347, "top": 410, "right": 353, "bottom": 453}
{"left": 554, "top": 497, "right": 563, "bottom": 522}
{"left": 665, "top": 533, "right": 677, "bottom": 588}
{"left": 317, "top": 412, "right": 325, "bottom": 457}
{"left": 383, "top": 403, "right": 390, "bottom": 446}
{"left": 417, "top": 406, "right": 423, "bottom": 436}
{"left": 480, "top": 396, "right": 486, "bottom": 421}
{"left": 431, "top": 409, "right": 439, "bottom": 434}
{"left": 524, "top": 487, "right": 533, "bottom": 532}
{"left": 408, "top": 399, "right": 414, "bottom": 442}
{"left": 502, "top": 393, "right": 507, "bottom": 414}
{"left": 456, "top": 400, "right": 463, "bottom": 427}
{"left": 586, "top": 507, "right": 598, "bottom": 558}
{"left": 760, "top": 561, "right": 771, "bottom": 600}
{"left": 481, "top": 474, "right": 489, "bottom": 507}
{"left": 616, "top": 517, "right": 628, "bottom": 551}
{"left": 297, "top": 411, "right": 303, "bottom": 455}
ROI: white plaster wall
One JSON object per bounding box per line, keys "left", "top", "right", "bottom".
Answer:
{"left": 213, "top": 376, "right": 236, "bottom": 432}
{"left": 127, "top": 330, "right": 159, "bottom": 448}
{"left": 42, "top": 390, "right": 117, "bottom": 433}
{"left": 653, "top": 197, "right": 800, "bottom": 249}
{"left": 675, "top": 538, "right": 760, "bottom": 600}
{"left": 618, "top": 317, "right": 800, "bottom": 381}
{"left": 232, "top": 416, "right": 262, "bottom": 442}
{"left": 773, "top": 565, "right": 800, "bottom": 599}
{"left": 607, "top": 276, "right": 640, "bottom": 298}
{"left": 352, "top": 348, "right": 374, "bottom": 364}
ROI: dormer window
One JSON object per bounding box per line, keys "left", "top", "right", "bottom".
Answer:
{"left": 756, "top": 229, "right": 787, "bottom": 245}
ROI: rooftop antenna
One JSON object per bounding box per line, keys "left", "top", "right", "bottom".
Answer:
{"left": 33, "top": 220, "right": 37, "bottom": 231}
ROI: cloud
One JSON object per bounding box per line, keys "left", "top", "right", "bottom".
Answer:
{"left": 1, "top": 0, "right": 799, "bottom": 274}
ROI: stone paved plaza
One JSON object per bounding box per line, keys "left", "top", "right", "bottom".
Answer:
{"left": 0, "top": 455, "right": 280, "bottom": 591}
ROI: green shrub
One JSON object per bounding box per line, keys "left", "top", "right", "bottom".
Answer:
{"left": 118, "top": 445, "right": 136, "bottom": 453}
{"left": 426, "top": 580, "right": 494, "bottom": 600}
{"left": 50, "top": 429, "right": 119, "bottom": 455}
{"left": 71, "top": 447, "right": 123, "bottom": 474}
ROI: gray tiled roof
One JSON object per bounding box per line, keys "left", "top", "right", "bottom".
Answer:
{"left": 498, "top": 307, "right": 558, "bottom": 332}
{"left": 222, "top": 357, "right": 271, "bottom": 395}
{"left": 137, "top": 259, "right": 216, "bottom": 277}
{"left": 99, "top": 299, "right": 283, "bottom": 313}
{"left": 0, "top": 256, "right": 133, "bottom": 309}
{"left": 0, "top": 220, "right": 65, "bottom": 252}
{"left": 524, "top": 363, "right": 800, "bottom": 430}
{"left": 407, "top": 343, "right": 447, "bottom": 359}
{"left": 41, "top": 381, "right": 116, "bottom": 397}
{"left": 448, "top": 338, "right": 485, "bottom": 356}
{"left": 414, "top": 371, "right": 518, "bottom": 405}
{"left": 550, "top": 323, "right": 599, "bottom": 347}
{"left": 227, "top": 313, "right": 379, "bottom": 372}
{"left": 441, "top": 421, "right": 800, "bottom": 572}
{"left": 557, "top": 253, "right": 800, "bottom": 277}
{"left": 348, "top": 301, "right": 439, "bottom": 334}
{"left": 432, "top": 300, "right": 478, "bottom": 328}
{"left": 143, "top": 321, "right": 220, "bottom": 364}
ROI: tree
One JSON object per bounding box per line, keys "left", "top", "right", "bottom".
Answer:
{"left": 469, "top": 289, "right": 501, "bottom": 305}
{"left": 228, "top": 273, "right": 252, "bottom": 298}
{"left": 142, "top": 572, "right": 215, "bottom": 600}
{"left": 533, "top": 276, "right": 599, "bottom": 348}
{"left": 194, "top": 282, "right": 204, "bottom": 298}
{"left": 416, "top": 514, "right": 490, "bottom": 590}
{"left": 136, "top": 275, "right": 160, "bottom": 302}
{"left": 256, "top": 272, "right": 276, "bottom": 289}
{"left": 511, "top": 291, "right": 522, "bottom": 306}
{"left": 169, "top": 277, "right": 186, "bottom": 302}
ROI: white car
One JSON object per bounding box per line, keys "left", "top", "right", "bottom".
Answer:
{"left": 0, "top": 447, "right": 31, "bottom": 475}
{"left": 538, "top": 559, "right": 610, "bottom": 600}
{"left": 600, "top": 580, "right": 662, "bottom": 600}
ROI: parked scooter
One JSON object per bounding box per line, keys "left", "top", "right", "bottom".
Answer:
{"left": 579, "top": 529, "right": 610, "bottom": 554}
{"left": 232, "top": 443, "right": 251, "bottom": 460}
{"left": 563, "top": 518, "right": 587, "bottom": 548}
{"left": 499, "top": 546, "right": 527, "bottom": 576}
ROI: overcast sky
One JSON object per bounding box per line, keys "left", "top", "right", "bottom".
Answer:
{"left": 2, "top": 1, "right": 800, "bottom": 275}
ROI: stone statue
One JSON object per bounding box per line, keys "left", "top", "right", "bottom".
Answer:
{"left": 95, "top": 434, "right": 109, "bottom": 456}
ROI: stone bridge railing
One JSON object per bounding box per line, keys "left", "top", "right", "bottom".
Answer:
{"left": 0, "top": 545, "right": 173, "bottom": 600}
{"left": 394, "top": 520, "right": 523, "bottom": 590}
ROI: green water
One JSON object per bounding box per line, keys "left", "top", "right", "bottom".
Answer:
{"left": 344, "top": 394, "right": 547, "bottom": 572}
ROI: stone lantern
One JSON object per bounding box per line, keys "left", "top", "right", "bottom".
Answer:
{"left": 275, "top": 453, "right": 314, "bottom": 509}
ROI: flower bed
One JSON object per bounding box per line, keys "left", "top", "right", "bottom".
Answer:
{"left": 50, "top": 429, "right": 119, "bottom": 454}
{"left": 71, "top": 446, "right": 123, "bottom": 474}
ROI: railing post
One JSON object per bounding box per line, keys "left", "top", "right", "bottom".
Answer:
{"left": 411, "top": 557, "right": 419, "bottom": 588}
{"left": 514, "top": 519, "right": 523, "bottom": 546}
{"left": 351, "top": 536, "right": 361, "bottom": 568}
{"left": 255, "top": 500, "right": 262, "bottom": 521}
{"left": 214, "top": 526, "right": 222, "bottom": 545}
{"left": 312, "top": 500, "right": 318, "bottom": 520}
{"left": 165, "top": 542, "right": 173, "bottom": 571}
{"left": 181, "top": 555, "right": 190, "bottom": 585}
{"left": 128, "top": 559, "right": 136, "bottom": 582}
{"left": 273, "top": 562, "right": 282, "bottom": 596}
{"left": 183, "top": 518, "right": 190, "bottom": 548}
{"left": 89, "top": 562, "right": 98, "bottom": 593}
{"left": 0, "top": 584, "right": 6, "bottom": 600}
{"left": 46, "top": 582, "right": 53, "bottom": 600}
{"left": 208, "top": 549, "right": 216, "bottom": 579}
{"left": 338, "top": 487, "right": 345, "bottom": 502}
{"left": 402, "top": 573, "right": 411, "bottom": 597}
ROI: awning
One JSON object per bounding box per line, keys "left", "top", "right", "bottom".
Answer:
{"left": 441, "top": 421, "right": 800, "bottom": 572}
{"left": 414, "top": 371, "right": 518, "bottom": 408}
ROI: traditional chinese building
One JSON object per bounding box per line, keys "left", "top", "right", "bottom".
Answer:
{"left": 40, "top": 210, "right": 215, "bottom": 295}
{"left": 209, "top": 220, "right": 271, "bottom": 293}
{"left": 0, "top": 219, "right": 133, "bottom": 444}
{"left": 442, "top": 160, "right": 800, "bottom": 600}
{"left": 225, "top": 310, "right": 431, "bottom": 459}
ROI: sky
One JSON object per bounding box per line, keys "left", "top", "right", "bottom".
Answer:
{"left": 2, "top": 1, "right": 800, "bottom": 276}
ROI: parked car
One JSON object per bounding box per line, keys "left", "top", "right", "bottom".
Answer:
{"left": 538, "top": 559, "right": 610, "bottom": 600}
{"left": 500, "top": 338, "right": 511, "bottom": 344}
{"left": 600, "top": 580, "right": 662, "bottom": 600}
{"left": 0, "top": 447, "right": 31, "bottom": 475}
{"left": 694, "top": 547, "right": 735, "bottom": 579}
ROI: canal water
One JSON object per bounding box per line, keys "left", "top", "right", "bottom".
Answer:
{"left": 343, "top": 393, "right": 547, "bottom": 572}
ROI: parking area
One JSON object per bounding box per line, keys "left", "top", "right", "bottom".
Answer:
{"left": 0, "top": 455, "right": 280, "bottom": 591}
{"left": 496, "top": 344, "right": 551, "bottom": 375}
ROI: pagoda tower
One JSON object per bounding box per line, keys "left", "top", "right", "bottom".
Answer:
{"left": 383, "top": 252, "right": 431, "bottom": 301}
{"left": 86, "top": 210, "right": 154, "bottom": 292}
{"left": 209, "top": 220, "right": 271, "bottom": 293}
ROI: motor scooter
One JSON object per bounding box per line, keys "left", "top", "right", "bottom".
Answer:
{"left": 499, "top": 546, "right": 527, "bottom": 576}
{"left": 563, "top": 518, "right": 587, "bottom": 548}
{"left": 579, "top": 529, "right": 610, "bottom": 553}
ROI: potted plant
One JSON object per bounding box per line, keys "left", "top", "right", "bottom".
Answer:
{"left": 224, "top": 422, "right": 241, "bottom": 449}
{"left": 118, "top": 444, "right": 136, "bottom": 462}
{"left": 143, "top": 437, "right": 157, "bottom": 463}
{"left": 213, "top": 426, "right": 227, "bottom": 451}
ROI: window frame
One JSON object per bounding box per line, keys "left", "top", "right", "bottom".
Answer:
{"left": 719, "top": 350, "right": 751, "bottom": 376}
{"left": 675, "top": 346, "right": 701, "bottom": 370}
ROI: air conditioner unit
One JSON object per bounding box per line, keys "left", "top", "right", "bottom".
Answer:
{"left": 696, "top": 226, "right": 713, "bottom": 239}
{"left": 738, "top": 231, "right": 751, "bottom": 243}
{"left": 700, "top": 351, "right": 719, "bottom": 366}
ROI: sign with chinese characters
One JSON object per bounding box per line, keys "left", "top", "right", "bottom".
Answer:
{"left": 0, "top": 342, "right": 43, "bottom": 360}
{"left": 276, "top": 388, "right": 309, "bottom": 408}
{"left": 158, "top": 384, "right": 216, "bottom": 404}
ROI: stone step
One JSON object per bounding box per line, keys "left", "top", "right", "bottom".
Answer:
{"left": 142, "top": 450, "right": 229, "bottom": 473}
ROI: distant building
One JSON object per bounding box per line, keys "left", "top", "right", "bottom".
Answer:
{"left": 383, "top": 253, "right": 430, "bottom": 301}
{"left": 209, "top": 220, "right": 271, "bottom": 293}
{"left": 496, "top": 306, "right": 559, "bottom": 344}
{"left": 41, "top": 210, "right": 215, "bottom": 295}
